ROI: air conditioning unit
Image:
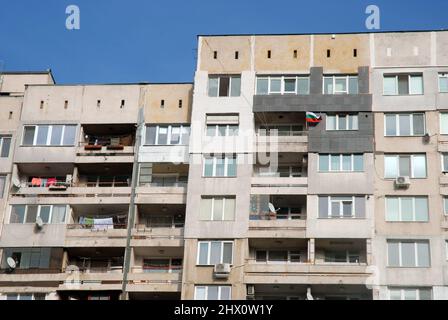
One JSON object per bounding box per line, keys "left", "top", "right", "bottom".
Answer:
{"left": 213, "top": 263, "right": 231, "bottom": 279}
{"left": 395, "top": 176, "right": 410, "bottom": 189}
{"left": 247, "top": 284, "right": 255, "bottom": 296}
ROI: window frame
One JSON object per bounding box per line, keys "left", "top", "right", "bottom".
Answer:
{"left": 256, "top": 75, "right": 310, "bottom": 95}
{"left": 323, "top": 75, "right": 359, "bottom": 95}
{"left": 384, "top": 113, "right": 426, "bottom": 137}
{"left": 438, "top": 73, "right": 448, "bottom": 93}
{"left": 144, "top": 124, "right": 190, "bottom": 146}
{"left": 387, "top": 240, "right": 431, "bottom": 268}
{"left": 0, "top": 175, "right": 5, "bottom": 199}
{"left": 384, "top": 154, "right": 427, "bottom": 179}
{"left": 319, "top": 154, "right": 364, "bottom": 172}
{"left": 255, "top": 249, "right": 305, "bottom": 264}
{"left": 194, "top": 286, "right": 232, "bottom": 300}
{"left": 10, "top": 204, "right": 67, "bottom": 224}
{"left": 206, "top": 124, "right": 239, "bottom": 137}
{"left": 385, "top": 196, "right": 429, "bottom": 222}
{"left": 21, "top": 124, "right": 77, "bottom": 147}
{"left": 200, "top": 197, "right": 236, "bottom": 221}
{"left": 208, "top": 75, "right": 241, "bottom": 97}
{"left": 196, "top": 240, "right": 234, "bottom": 266}
{"left": 328, "top": 196, "right": 355, "bottom": 218}
{"left": 0, "top": 135, "right": 12, "bottom": 158}
{"left": 383, "top": 74, "right": 424, "bottom": 96}
{"left": 6, "top": 293, "right": 46, "bottom": 301}
{"left": 203, "top": 155, "right": 237, "bottom": 177}
{"left": 388, "top": 288, "right": 432, "bottom": 300}
{"left": 326, "top": 114, "right": 359, "bottom": 131}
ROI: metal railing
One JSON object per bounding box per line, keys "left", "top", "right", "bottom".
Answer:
{"left": 249, "top": 212, "right": 307, "bottom": 221}
{"left": 67, "top": 223, "right": 127, "bottom": 230}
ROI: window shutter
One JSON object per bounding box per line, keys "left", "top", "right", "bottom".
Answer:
{"left": 355, "top": 196, "right": 366, "bottom": 218}
{"left": 318, "top": 196, "right": 329, "bottom": 218}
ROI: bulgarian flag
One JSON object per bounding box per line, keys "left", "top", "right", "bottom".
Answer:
{"left": 306, "top": 112, "right": 322, "bottom": 124}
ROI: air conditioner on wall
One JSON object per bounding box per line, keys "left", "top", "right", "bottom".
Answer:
{"left": 213, "top": 263, "right": 231, "bottom": 279}
{"left": 394, "top": 176, "right": 410, "bottom": 189}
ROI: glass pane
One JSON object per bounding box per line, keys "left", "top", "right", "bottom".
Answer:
{"left": 385, "top": 115, "right": 397, "bottom": 136}
{"left": 200, "top": 198, "right": 212, "bottom": 220}
{"left": 256, "top": 251, "right": 267, "bottom": 262}
{"left": 0, "top": 176, "right": 5, "bottom": 198}
{"left": 399, "top": 114, "right": 411, "bottom": 136}
{"left": 219, "top": 77, "right": 230, "bottom": 97}
{"left": 342, "top": 202, "right": 353, "bottom": 217}
{"left": 222, "top": 243, "right": 233, "bottom": 264}
{"left": 331, "top": 201, "right": 340, "bottom": 217}
{"left": 208, "top": 78, "right": 219, "bottom": 97}
{"left": 297, "top": 78, "right": 309, "bottom": 94}
{"left": 270, "top": 78, "right": 281, "bottom": 92}
{"left": 228, "top": 125, "right": 238, "bottom": 136}
{"left": 384, "top": 76, "right": 397, "bottom": 95}
{"left": 444, "top": 155, "right": 448, "bottom": 172}
{"left": 1, "top": 137, "right": 11, "bottom": 157}
{"left": 198, "top": 242, "right": 209, "bottom": 265}
{"left": 146, "top": 126, "right": 157, "bottom": 144}
{"left": 223, "top": 198, "right": 235, "bottom": 220}
{"left": 230, "top": 76, "right": 241, "bottom": 97}
{"left": 326, "top": 115, "right": 336, "bottom": 130}
{"left": 338, "top": 116, "right": 347, "bottom": 130}
{"left": 51, "top": 205, "right": 66, "bottom": 223}
{"left": 415, "top": 198, "right": 428, "bottom": 222}
{"left": 157, "top": 126, "right": 168, "bottom": 145}
{"left": 399, "top": 156, "right": 411, "bottom": 177}
{"left": 389, "top": 290, "right": 401, "bottom": 300}
{"left": 319, "top": 155, "right": 329, "bottom": 172}
{"left": 349, "top": 77, "right": 358, "bottom": 94}
{"left": 227, "top": 157, "right": 237, "bottom": 177}
{"left": 331, "top": 155, "right": 341, "bottom": 171}
{"left": 210, "top": 242, "right": 222, "bottom": 264}
{"left": 342, "top": 155, "right": 352, "bottom": 171}
{"left": 206, "top": 125, "right": 216, "bottom": 137}
{"left": 25, "top": 206, "right": 38, "bottom": 223}
{"left": 215, "top": 158, "right": 225, "bottom": 176}
{"left": 208, "top": 286, "right": 219, "bottom": 300}
{"left": 349, "top": 115, "right": 358, "bottom": 130}
{"left": 441, "top": 114, "right": 448, "bottom": 135}
{"left": 220, "top": 286, "right": 231, "bottom": 300}
{"left": 413, "top": 114, "right": 425, "bottom": 136}
{"left": 419, "top": 289, "right": 432, "bottom": 300}
{"left": 23, "top": 126, "right": 36, "bottom": 145}
{"left": 354, "top": 155, "right": 364, "bottom": 171}
{"left": 401, "top": 242, "right": 416, "bottom": 267}
{"left": 385, "top": 156, "right": 398, "bottom": 178}
{"left": 170, "top": 127, "right": 180, "bottom": 145}
{"left": 401, "top": 198, "right": 414, "bottom": 222}
{"left": 410, "top": 75, "right": 423, "bottom": 95}
{"left": 404, "top": 289, "right": 417, "bottom": 300}
{"left": 36, "top": 125, "right": 49, "bottom": 145}
{"left": 440, "top": 76, "right": 448, "bottom": 93}
{"left": 39, "top": 206, "right": 51, "bottom": 223}
{"left": 386, "top": 198, "right": 400, "bottom": 221}
{"left": 10, "top": 205, "right": 26, "bottom": 223}
{"left": 50, "top": 125, "right": 63, "bottom": 145}
{"left": 284, "top": 78, "right": 296, "bottom": 93}
{"left": 324, "top": 77, "right": 333, "bottom": 94}
{"left": 195, "top": 287, "right": 206, "bottom": 300}
{"left": 269, "top": 251, "right": 288, "bottom": 261}
{"left": 256, "top": 78, "right": 269, "bottom": 95}
{"left": 334, "top": 78, "right": 347, "bottom": 93}
{"left": 412, "top": 155, "right": 427, "bottom": 178}
{"left": 212, "top": 199, "right": 223, "bottom": 221}
{"left": 398, "top": 75, "right": 409, "bottom": 95}
{"left": 417, "top": 242, "right": 430, "bottom": 267}
{"left": 387, "top": 242, "right": 400, "bottom": 266}
{"left": 56, "top": 111, "right": 74, "bottom": 135}
{"left": 204, "top": 158, "right": 214, "bottom": 177}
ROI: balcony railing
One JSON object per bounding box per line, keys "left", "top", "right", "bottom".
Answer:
{"left": 67, "top": 223, "right": 127, "bottom": 230}
{"left": 250, "top": 212, "right": 306, "bottom": 221}
{"left": 256, "top": 129, "right": 308, "bottom": 137}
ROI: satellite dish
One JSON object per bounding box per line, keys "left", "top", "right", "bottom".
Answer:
{"left": 35, "top": 216, "right": 44, "bottom": 229}
{"left": 6, "top": 257, "right": 16, "bottom": 270}
{"left": 268, "top": 203, "right": 280, "bottom": 213}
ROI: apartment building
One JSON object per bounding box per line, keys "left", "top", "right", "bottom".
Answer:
{"left": 0, "top": 30, "right": 447, "bottom": 300}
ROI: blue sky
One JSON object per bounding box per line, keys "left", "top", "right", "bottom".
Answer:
{"left": 0, "top": 0, "right": 447, "bottom": 84}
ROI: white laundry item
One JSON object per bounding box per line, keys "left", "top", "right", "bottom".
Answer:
{"left": 93, "top": 218, "right": 114, "bottom": 231}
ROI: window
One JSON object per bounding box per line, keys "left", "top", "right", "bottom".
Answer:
{"left": 384, "top": 113, "right": 425, "bottom": 136}
{"left": 385, "top": 197, "right": 429, "bottom": 222}
{"left": 178, "top": 100, "right": 183, "bottom": 108}
{"left": 0, "top": 175, "right": 5, "bottom": 198}
{"left": 383, "top": 74, "right": 423, "bottom": 95}
{"left": 213, "top": 51, "right": 217, "bottom": 59}
{"left": 145, "top": 125, "right": 190, "bottom": 145}
{"left": 208, "top": 75, "right": 241, "bottom": 97}
{"left": 267, "top": 50, "right": 271, "bottom": 59}
{"left": 234, "top": 51, "right": 239, "bottom": 59}
{"left": 143, "top": 258, "right": 182, "bottom": 273}
{"left": 197, "top": 241, "right": 233, "bottom": 265}
{"left": 389, "top": 288, "right": 432, "bottom": 300}
{"left": 206, "top": 124, "right": 239, "bottom": 137}
{"left": 160, "top": 100, "right": 165, "bottom": 108}
{"left": 442, "top": 154, "right": 448, "bottom": 173}
{"left": 200, "top": 197, "right": 236, "bottom": 221}
{"left": 353, "top": 49, "right": 358, "bottom": 57}
{"left": 326, "top": 114, "right": 359, "bottom": 131}
{"left": 387, "top": 240, "right": 430, "bottom": 267}
{"left": 0, "top": 136, "right": 11, "bottom": 158}
{"left": 293, "top": 50, "right": 298, "bottom": 58}
{"left": 22, "top": 125, "right": 77, "bottom": 146}
{"left": 195, "top": 286, "right": 231, "bottom": 300}
{"left": 203, "top": 155, "right": 237, "bottom": 177}
{"left": 1, "top": 248, "right": 51, "bottom": 269}
{"left": 256, "top": 76, "right": 309, "bottom": 95}
{"left": 319, "top": 196, "right": 366, "bottom": 219}
{"left": 439, "top": 73, "right": 448, "bottom": 93}
{"left": 6, "top": 293, "right": 46, "bottom": 300}
{"left": 324, "top": 250, "right": 360, "bottom": 264}
{"left": 319, "top": 154, "right": 364, "bottom": 172}
{"left": 255, "top": 250, "right": 305, "bottom": 263}
{"left": 323, "top": 75, "right": 358, "bottom": 94}
{"left": 10, "top": 205, "right": 67, "bottom": 224}
{"left": 444, "top": 197, "right": 448, "bottom": 216}
{"left": 327, "top": 49, "right": 331, "bottom": 58}
{"left": 384, "top": 154, "right": 427, "bottom": 178}
{"left": 441, "top": 113, "right": 448, "bottom": 135}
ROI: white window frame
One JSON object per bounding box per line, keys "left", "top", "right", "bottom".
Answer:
{"left": 22, "top": 124, "right": 76, "bottom": 146}
{"left": 0, "top": 175, "right": 5, "bottom": 199}
{"left": 441, "top": 113, "right": 448, "bottom": 135}
{"left": 0, "top": 135, "right": 12, "bottom": 158}
{"left": 6, "top": 293, "right": 46, "bottom": 301}
{"left": 439, "top": 73, "right": 448, "bottom": 93}
{"left": 194, "top": 286, "right": 232, "bottom": 300}
{"left": 444, "top": 197, "right": 448, "bottom": 216}
{"left": 324, "top": 250, "right": 361, "bottom": 264}
{"left": 10, "top": 204, "right": 67, "bottom": 224}
{"left": 255, "top": 250, "right": 305, "bottom": 264}
{"left": 256, "top": 75, "right": 310, "bottom": 95}
{"left": 384, "top": 154, "right": 427, "bottom": 179}
{"left": 323, "top": 75, "right": 358, "bottom": 95}
{"left": 388, "top": 288, "right": 432, "bottom": 300}
{"left": 144, "top": 125, "right": 190, "bottom": 146}
{"left": 203, "top": 155, "right": 237, "bottom": 177}
{"left": 200, "top": 197, "right": 236, "bottom": 221}
{"left": 385, "top": 197, "right": 429, "bottom": 222}
{"left": 328, "top": 196, "right": 355, "bottom": 218}
{"left": 384, "top": 113, "right": 426, "bottom": 137}
{"left": 387, "top": 240, "right": 430, "bottom": 267}
{"left": 383, "top": 74, "right": 424, "bottom": 96}
{"left": 208, "top": 75, "right": 241, "bottom": 97}
{"left": 319, "top": 154, "right": 364, "bottom": 172}
{"left": 206, "top": 124, "right": 239, "bottom": 137}
{"left": 326, "top": 114, "right": 359, "bottom": 131}
{"left": 196, "top": 240, "right": 234, "bottom": 265}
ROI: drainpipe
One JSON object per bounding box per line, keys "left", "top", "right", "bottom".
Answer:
{"left": 121, "top": 107, "right": 144, "bottom": 300}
